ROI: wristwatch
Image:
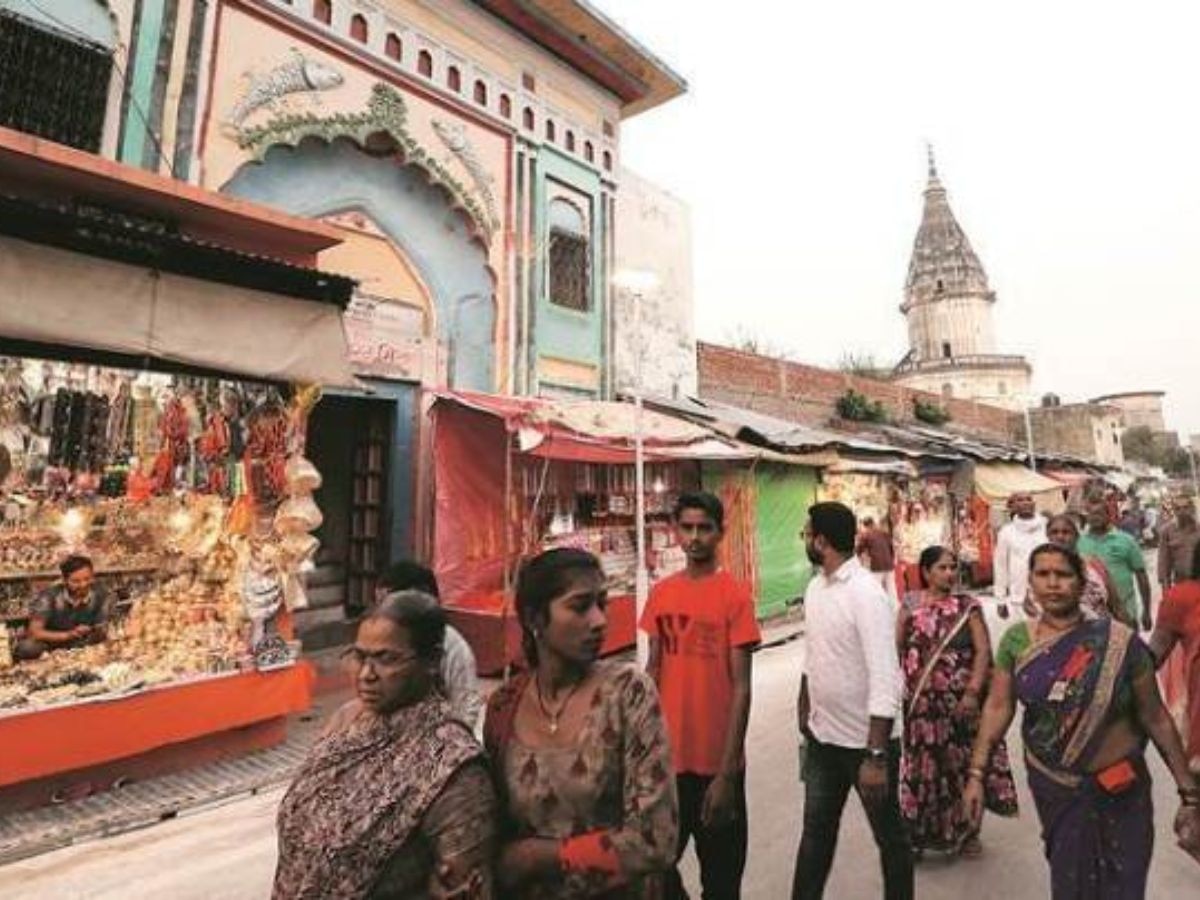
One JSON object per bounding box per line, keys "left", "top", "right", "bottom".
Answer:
{"left": 864, "top": 747, "right": 887, "bottom": 765}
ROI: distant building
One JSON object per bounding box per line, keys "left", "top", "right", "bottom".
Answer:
{"left": 1025, "top": 399, "right": 1125, "bottom": 467}
{"left": 613, "top": 168, "right": 696, "bottom": 399}
{"left": 891, "top": 150, "right": 1032, "bottom": 411}
{"left": 1090, "top": 391, "right": 1167, "bottom": 433}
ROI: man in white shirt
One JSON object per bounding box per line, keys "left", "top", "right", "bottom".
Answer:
{"left": 791, "top": 502, "right": 911, "bottom": 900}
{"left": 993, "top": 492, "right": 1047, "bottom": 618}
{"left": 378, "top": 561, "right": 483, "bottom": 731}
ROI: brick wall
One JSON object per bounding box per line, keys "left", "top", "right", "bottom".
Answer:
{"left": 697, "top": 342, "right": 1015, "bottom": 439}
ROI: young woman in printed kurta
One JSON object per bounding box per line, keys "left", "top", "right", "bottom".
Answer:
{"left": 485, "top": 549, "right": 678, "bottom": 899}
{"left": 897, "top": 547, "right": 1018, "bottom": 856}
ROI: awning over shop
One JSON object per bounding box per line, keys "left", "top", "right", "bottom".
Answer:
{"left": 825, "top": 457, "right": 919, "bottom": 477}
{"left": 435, "top": 390, "right": 756, "bottom": 463}
{"left": 973, "top": 462, "right": 1066, "bottom": 501}
{"left": 0, "top": 235, "right": 357, "bottom": 387}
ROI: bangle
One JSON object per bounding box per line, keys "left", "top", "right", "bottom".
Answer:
{"left": 967, "top": 767, "right": 986, "bottom": 782}
{"left": 1180, "top": 786, "right": 1200, "bottom": 806}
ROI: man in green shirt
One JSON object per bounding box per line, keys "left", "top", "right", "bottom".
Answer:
{"left": 1077, "top": 496, "right": 1152, "bottom": 630}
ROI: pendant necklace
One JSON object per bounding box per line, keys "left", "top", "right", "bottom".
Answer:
{"left": 535, "top": 675, "right": 585, "bottom": 734}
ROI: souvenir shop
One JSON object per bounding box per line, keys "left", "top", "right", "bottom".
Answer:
{"left": 0, "top": 131, "right": 356, "bottom": 810}
{"left": 427, "top": 391, "right": 752, "bottom": 673}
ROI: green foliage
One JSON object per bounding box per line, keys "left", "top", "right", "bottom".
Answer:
{"left": 1122, "top": 425, "right": 1193, "bottom": 477}
{"left": 837, "top": 352, "right": 886, "bottom": 380}
{"left": 913, "top": 397, "right": 951, "bottom": 426}
{"left": 836, "top": 389, "right": 887, "bottom": 423}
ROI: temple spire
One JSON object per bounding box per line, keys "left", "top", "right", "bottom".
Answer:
{"left": 925, "top": 141, "right": 943, "bottom": 190}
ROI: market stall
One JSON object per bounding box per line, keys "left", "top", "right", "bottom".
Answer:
{"left": 702, "top": 459, "right": 820, "bottom": 619}
{"left": 0, "top": 359, "right": 330, "bottom": 807}
{"left": 0, "top": 128, "right": 355, "bottom": 810}
{"left": 429, "top": 391, "right": 753, "bottom": 674}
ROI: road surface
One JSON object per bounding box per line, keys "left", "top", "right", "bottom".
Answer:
{"left": 2, "top": 604, "right": 1195, "bottom": 898}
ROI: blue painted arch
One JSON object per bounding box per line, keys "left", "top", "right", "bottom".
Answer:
{"left": 222, "top": 138, "right": 496, "bottom": 391}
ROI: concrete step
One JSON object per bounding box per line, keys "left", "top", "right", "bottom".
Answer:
{"left": 303, "top": 581, "right": 345, "bottom": 609}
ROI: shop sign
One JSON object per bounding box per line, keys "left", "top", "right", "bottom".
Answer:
{"left": 343, "top": 295, "right": 432, "bottom": 381}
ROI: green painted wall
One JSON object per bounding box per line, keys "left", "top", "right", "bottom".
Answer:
{"left": 532, "top": 147, "right": 606, "bottom": 395}
{"left": 118, "top": 0, "right": 166, "bottom": 167}
{"left": 754, "top": 463, "right": 818, "bottom": 618}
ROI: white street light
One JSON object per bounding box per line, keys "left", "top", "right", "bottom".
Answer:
{"left": 613, "top": 268, "right": 660, "bottom": 668}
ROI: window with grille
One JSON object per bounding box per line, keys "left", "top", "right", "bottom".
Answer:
{"left": 0, "top": 13, "right": 111, "bottom": 152}
{"left": 549, "top": 228, "right": 590, "bottom": 311}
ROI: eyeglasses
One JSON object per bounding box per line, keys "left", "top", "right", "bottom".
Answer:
{"left": 340, "top": 647, "right": 419, "bottom": 672}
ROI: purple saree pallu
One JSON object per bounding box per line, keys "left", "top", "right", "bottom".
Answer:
{"left": 1013, "top": 618, "right": 1155, "bottom": 899}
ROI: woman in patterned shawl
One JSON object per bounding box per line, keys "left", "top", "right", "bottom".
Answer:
{"left": 484, "top": 548, "right": 678, "bottom": 899}
{"left": 273, "top": 591, "right": 496, "bottom": 899}
{"left": 966, "top": 544, "right": 1200, "bottom": 897}
{"left": 898, "top": 546, "right": 1018, "bottom": 857}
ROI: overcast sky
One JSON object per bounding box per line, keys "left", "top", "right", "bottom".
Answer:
{"left": 595, "top": 0, "right": 1200, "bottom": 438}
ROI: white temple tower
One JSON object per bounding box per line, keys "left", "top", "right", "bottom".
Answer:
{"left": 892, "top": 149, "right": 1031, "bottom": 410}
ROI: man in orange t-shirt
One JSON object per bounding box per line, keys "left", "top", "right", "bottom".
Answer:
{"left": 641, "top": 491, "right": 761, "bottom": 900}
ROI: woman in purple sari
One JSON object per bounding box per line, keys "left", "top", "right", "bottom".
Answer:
{"left": 964, "top": 543, "right": 1200, "bottom": 898}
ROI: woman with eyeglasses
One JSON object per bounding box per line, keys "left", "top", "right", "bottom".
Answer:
{"left": 273, "top": 591, "right": 497, "bottom": 899}
{"left": 484, "top": 548, "right": 678, "bottom": 898}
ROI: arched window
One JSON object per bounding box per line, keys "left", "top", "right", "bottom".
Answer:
{"left": 473, "top": 80, "right": 488, "bottom": 105}
{"left": 602, "top": 150, "right": 612, "bottom": 172}
{"left": 941, "top": 383, "right": 954, "bottom": 399}
{"left": 565, "top": 130, "right": 576, "bottom": 152}
{"left": 942, "top": 341, "right": 952, "bottom": 359}
{"left": 522, "top": 107, "right": 535, "bottom": 130}
{"left": 548, "top": 200, "right": 590, "bottom": 312}
{"left": 583, "top": 141, "right": 594, "bottom": 163}
{"left": 385, "top": 33, "right": 402, "bottom": 62}
{"left": 998, "top": 381, "right": 1008, "bottom": 396}
{"left": 545, "top": 119, "right": 556, "bottom": 143}
{"left": 499, "top": 93, "right": 512, "bottom": 119}
{"left": 350, "top": 14, "right": 368, "bottom": 43}
{"left": 417, "top": 50, "right": 433, "bottom": 78}
{"left": 447, "top": 66, "right": 461, "bottom": 93}
{"left": 313, "top": 0, "right": 332, "bottom": 25}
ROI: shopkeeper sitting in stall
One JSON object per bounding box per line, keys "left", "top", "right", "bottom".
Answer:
{"left": 15, "top": 555, "right": 111, "bottom": 661}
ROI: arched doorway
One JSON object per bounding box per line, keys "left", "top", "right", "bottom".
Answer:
{"left": 223, "top": 138, "right": 496, "bottom": 391}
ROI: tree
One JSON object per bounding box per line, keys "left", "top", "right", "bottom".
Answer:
{"left": 724, "top": 324, "right": 797, "bottom": 360}
{"left": 837, "top": 351, "right": 887, "bottom": 380}
{"left": 1122, "top": 426, "right": 1159, "bottom": 466}
{"left": 1122, "top": 426, "right": 1193, "bottom": 477}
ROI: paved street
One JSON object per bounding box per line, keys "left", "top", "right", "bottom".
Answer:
{"left": 2, "top": 602, "right": 1195, "bottom": 899}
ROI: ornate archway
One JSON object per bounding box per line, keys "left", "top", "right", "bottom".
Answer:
{"left": 223, "top": 131, "right": 496, "bottom": 391}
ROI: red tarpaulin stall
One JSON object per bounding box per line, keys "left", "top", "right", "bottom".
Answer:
{"left": 429, "top": 391, "right": 753, "bottom": 673}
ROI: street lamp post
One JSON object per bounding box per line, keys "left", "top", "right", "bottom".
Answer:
{"left": 613, "top": 269, "right": 659, "bottom": 668}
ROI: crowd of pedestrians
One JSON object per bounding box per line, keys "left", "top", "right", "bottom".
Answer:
{"left": 268, "top": 490, "right": 1200, "bottom": 899}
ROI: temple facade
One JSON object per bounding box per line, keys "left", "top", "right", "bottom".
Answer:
{"left": 892, "top": 150, "right": 1032, "bottom": 411}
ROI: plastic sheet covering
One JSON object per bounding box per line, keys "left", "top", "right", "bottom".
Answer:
{"left": 432, "top": 402, "right": 510, "bottom": 605}
{"left": 702, "top": 462, "right": 758, "bottom": 603}
{"left": 0, "top": 236, "right": 357, "bottom": 387}
{"left": 973, "top": 463, "right": 1065, "bottom": 503}
{"left": 754, "top": 464, "right": 816, "bottom": 618}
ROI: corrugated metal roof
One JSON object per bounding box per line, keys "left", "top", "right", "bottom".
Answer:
{"left": 643, "top": 395, "right": 948, "bottom": 459}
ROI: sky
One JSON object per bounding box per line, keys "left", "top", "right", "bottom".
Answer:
{"left": 593, "top": 0, "right": 1200, "bottom": 438}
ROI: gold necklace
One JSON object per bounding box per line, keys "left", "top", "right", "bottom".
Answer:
{"left": 535, "top": 675, "right": 585, "bottom": 735}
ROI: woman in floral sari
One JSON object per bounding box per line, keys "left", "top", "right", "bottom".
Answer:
{"left": 966, "top": 544, "right": 1200, "bottom": 897}
{"left": 274, "top": 591, "right": 496, "bottom": 899}
{"left": 484, "top": 548, "right": 678, "bottom": 899}
{"left": 897, "top": 546, "right": 1018, "bottom": 857}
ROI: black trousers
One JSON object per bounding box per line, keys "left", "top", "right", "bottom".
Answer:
{"left": 791, "top": 736, "right": 913, "bottom": 900}
{"left": 665, "top": 772, "right": 748, "bottom": 900}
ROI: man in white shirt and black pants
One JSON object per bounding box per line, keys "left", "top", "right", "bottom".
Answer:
{"left": 791, "top": 502, "right": 912, "bottom": 900}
